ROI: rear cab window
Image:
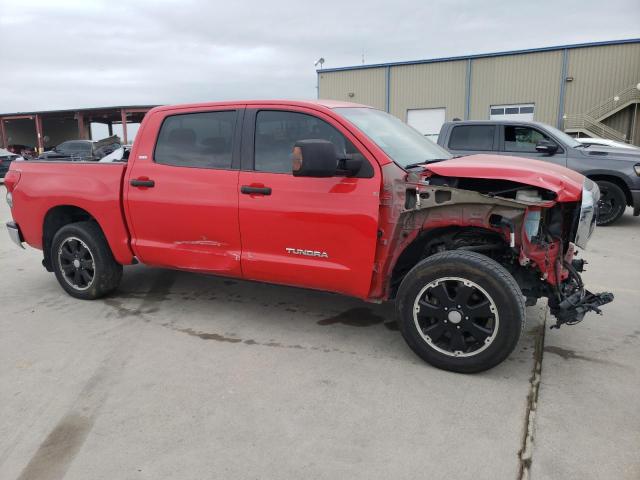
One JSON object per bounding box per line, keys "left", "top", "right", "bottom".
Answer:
{"left": 154, "top": 110, "right": 237, "bottom": 169}
{"left": 448, "top": 125, "right": 496, "bottom": 151}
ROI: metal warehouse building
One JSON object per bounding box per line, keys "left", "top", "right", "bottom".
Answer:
{"left": 318, "top": 38, "right": 640, "bottom": 145}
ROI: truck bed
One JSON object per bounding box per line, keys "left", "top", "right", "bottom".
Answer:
{"left": 8, "top": 160, "right": 134, "bottom": 265}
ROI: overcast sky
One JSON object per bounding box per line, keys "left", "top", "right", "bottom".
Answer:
{"left": 0, "top": 0, "right": 638, "bottom": 113}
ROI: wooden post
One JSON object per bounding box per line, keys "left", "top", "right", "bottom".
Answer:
{"left": 120, "top": 109, "right": 128, "bottom": 144}
{"left": 77, "top": 112, "right": 86, "bottom": 139}
{"left": 0, "top": 119, "right": 6, "bottom": 148}
{"left": 108, "top": 122, "right": 113, "bottom": 136}
{"left": 35, "top": 114, "right": 44, "bottom": 153}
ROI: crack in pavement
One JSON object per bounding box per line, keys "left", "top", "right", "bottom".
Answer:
{"left": 517, "top": 310, "right": 547, "bottom": 480}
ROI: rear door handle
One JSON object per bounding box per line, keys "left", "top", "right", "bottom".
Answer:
{"left": 241, "top": 185, "right": 271, "bottom": 195}
{"left": 130, "top": 178, "right": 155, "bottom": 188}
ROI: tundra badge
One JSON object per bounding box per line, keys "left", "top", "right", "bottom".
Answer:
{"left": 285, "top": 248, "right": 329, "bottom": 258}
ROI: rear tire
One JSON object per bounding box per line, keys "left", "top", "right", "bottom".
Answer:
{"left": 51, "top": 221, "right": 123, "bottom": 299}
{"left": 595, "top": 180, "right": 626, "bottom": 226}
{"left": 396, "top": 250, "right": 525, "bottom": 373}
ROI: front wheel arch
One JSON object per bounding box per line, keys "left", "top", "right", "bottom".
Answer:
{"left": 388, "top": 226, "right": 508, "bottom": 299}
{"left": 592, "top": 179, "right": 627, "bottom": 226}
{"left": 586, "top": 174, "right": 631, "bottom": 206}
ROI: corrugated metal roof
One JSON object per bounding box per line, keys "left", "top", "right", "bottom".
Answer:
{"left": 317, "top": 38, "right": 640, "bottom": 73}
{"left": 0, "top": 105, "right": 158, "bottom": 117}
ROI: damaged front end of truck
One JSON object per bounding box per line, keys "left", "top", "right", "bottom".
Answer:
{"left": 372, "top": 158, "right": 614, "bottom": 329}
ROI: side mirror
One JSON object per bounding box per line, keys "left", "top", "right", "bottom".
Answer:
{"left": 292, "top": 139, "right": 337, "bottom": 177}
{"left": 338, "top": 153, "right": 364, "bottom": 176}
{"left": 535, "top": 139, "right": 558, "bottom": 155}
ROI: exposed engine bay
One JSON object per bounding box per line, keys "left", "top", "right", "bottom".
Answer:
{"left": 379, "top": 166, "right": 614, "bottom": 329}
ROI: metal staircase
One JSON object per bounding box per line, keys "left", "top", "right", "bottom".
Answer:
{"left": 564, "top": 84, "right": 640, "bottom": 142}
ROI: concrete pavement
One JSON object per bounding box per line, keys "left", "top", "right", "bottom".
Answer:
{"left": 530, "top": 209, "right": 640, "bottom": 480}
{"left": 0, "top": 187, "right": 638, "bottom": 479}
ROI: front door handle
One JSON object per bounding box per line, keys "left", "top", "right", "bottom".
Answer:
{"left": 130, "top": 178, "right": 155, "bottom": 188}
{"left": 241, "top": 185, "right": 271, "bottom": 195}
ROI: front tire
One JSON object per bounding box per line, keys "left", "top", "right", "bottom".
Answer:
{"left": 51, "top": 221, "right": 123, "bottom": 299}
{"left": 396, "top": 250, "right": 525, "bottom": 373}
{"left": 595, "top": 180, "right": 626, "bottom": 226}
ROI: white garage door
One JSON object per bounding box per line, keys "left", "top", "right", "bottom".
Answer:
{"left": 489, "top": 104, "right": 535, "bottom": 121}
{"left": 407, "top": 108, "right": 446, "bottom": 141}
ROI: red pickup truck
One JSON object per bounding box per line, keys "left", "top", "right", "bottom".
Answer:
{"left": 4, "top": 100, "right": 613, "bottom": 372}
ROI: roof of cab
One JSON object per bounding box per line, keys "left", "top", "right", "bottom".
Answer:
{"left": 442, "top": 120, "right": 551, "bottom": 127}
{"left": 150, "top": 99, "right": 371, "bottom": 114}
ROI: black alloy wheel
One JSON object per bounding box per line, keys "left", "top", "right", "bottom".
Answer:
{"left": 51, "top": 221, "right": 123, "bottom": 299}
{"left": 396, "top": 250, "right": 525, "bottom": 373}
{"left": 414, "top": 277, "right": 498, "bottom": 357}
{"left": 595, "top": 180, "right": 626, "bottom": 226}
{"left": 58, "top": 237, "right": 95, "bottom": 291}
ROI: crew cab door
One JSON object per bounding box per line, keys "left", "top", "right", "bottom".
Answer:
{"left": 124, "top": 107, "right": 243, "bottom": 275}
{"left": 237, "top": 107, "right": 381, "bottom": 298}
{"left": 497, "top": 124, "right": 567, "bottom": 166}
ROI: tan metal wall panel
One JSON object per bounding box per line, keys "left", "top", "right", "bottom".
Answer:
{"left": 602, "top": 105, "right": 633, "bottom": 139}
{"left": 564, "top": 43, "right": 640, "bottom": 115}
{"left": 389, "top": 61, "right": 467, "bottom": 121}
{"left": 318, "top": 68, "right": 386, "bottom": 110}
{"left": 469, "top": 51, "right": 563, "bottom": 124}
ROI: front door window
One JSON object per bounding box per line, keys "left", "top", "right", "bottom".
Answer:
{"left": 504, "top": 126, "right": 553, "bottom": 153}
{"left": 254, "top": 110, "right": 356, "bottom": 173}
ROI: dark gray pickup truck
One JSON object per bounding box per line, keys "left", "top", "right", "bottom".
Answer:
{"left": 437, "top": 120, "right": 640, "bottom": 225}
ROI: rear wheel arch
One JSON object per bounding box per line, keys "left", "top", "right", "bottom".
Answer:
{"left": 50, "top": 221, "right": 123, "bottom": 299}
{"left": 42, "top": 205, "right": 107, "bottom": 271}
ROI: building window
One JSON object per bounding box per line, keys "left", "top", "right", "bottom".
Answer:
{"left": 489, "top": 104, "right": 535, "bottom": 121}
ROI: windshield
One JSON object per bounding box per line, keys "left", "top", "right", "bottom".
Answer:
{"left": 335, "top": 107, "right": 452, "bottom": 168}
{"left": 543, "top": 124, "right": 581, "bottom": 148}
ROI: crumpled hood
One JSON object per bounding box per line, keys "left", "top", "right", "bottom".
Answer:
{"left": 425, "top": 154, "right": 584, "bottom": 202}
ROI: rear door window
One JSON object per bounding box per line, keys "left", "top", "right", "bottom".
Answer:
{"left": 154, "top": 110, "right": 237, "bottom": 169}
{"left": 448, "top": 125, "right": 495, "bottom": 151}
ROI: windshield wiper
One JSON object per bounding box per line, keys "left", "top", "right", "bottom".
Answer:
{"left": 404, "top": 157, "right": 458, "bottom": 169}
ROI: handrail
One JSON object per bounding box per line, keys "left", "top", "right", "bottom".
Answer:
{"left": 563, "top": 84, "right": 639, "bottom": 142}
{"left": 564, "top": 114, "right": 627, "bottom": 141}
{"left": 586, "top": 85, "right": 640, "bottom": 120}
